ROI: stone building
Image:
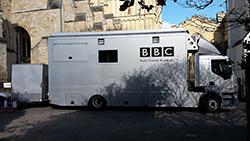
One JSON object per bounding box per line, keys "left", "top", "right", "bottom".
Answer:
{"left": 0, "top": 0, "right": 162, "bottom": 91}
{"left": 172, "top": 12, "right": 227, "bottom": 44}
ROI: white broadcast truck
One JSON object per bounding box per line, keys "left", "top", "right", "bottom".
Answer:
{"left": 47, "top": 28, "right": 238, "bottom": 112}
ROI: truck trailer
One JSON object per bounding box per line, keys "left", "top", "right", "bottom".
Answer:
{"left": 11, "top": 64, "right": 49, "bottom": 103}
{"left": 47, "top": 29, "right": 238, "bottom": 112}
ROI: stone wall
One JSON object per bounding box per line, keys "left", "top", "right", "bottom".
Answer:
{"left": 104, "top": 0, "right": 162, "bottom": 30}
{"left": 12, "top": 0, "right": 47, "bottom": 12}
{"left": 0, "top": 40, "right": 7, "bottom": 92}
{"left": 6, "top": 52, "right": 16, "bottom": 81}
{"left": 31, "top": 37, "right": 48, "bottom": 64}
{"left": 11, "top": 9, "right": 61, "bottom": 48}
{"left": 0, "top": 40, "right": 7, "bottom": 81}
{"left": 1, "top": 0, "right": 14, "bottom": 86}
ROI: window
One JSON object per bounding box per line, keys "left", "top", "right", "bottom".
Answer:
{"left": 98, "top": 50, "right": 118, "bottom": 63}
{"left": 211, "top": 60, "right": 232, "bottom": 79}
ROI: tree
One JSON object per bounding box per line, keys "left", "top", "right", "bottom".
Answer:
{"left": 119, "top": 0, "right": 216, "bottom": 12}
{"left": 174, "top": 0, "right": 214, "bottom": 10}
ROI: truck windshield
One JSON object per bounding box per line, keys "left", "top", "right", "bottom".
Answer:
{"left": 211, "top": 60, "right": 232, "bottom": 79}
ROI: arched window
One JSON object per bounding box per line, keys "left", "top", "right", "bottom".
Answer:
{"left": 15, "top": 26, "right": 31, "bottom": 63}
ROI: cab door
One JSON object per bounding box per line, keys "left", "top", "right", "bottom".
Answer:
{"left": 209, "top": 59, "right": 234, "bottom": 93}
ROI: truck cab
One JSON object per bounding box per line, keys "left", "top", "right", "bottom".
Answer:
{"left": 188, "top": 36, "right": 238, "bottom": 112}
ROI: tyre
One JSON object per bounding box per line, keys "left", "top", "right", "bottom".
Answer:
{"left": 201, "top": 94, "right": 221, "bottom": 113}
{"left": 89, "top": 95, "right": 106, "bottom": 110}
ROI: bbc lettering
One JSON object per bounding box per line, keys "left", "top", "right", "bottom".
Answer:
{"left": 140, "top": 48, "right": 150, "bottom": 57}
{"left": 140, "top": 47, "right": 174, "bottom": 57}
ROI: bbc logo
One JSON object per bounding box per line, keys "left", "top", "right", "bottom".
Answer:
{"left": 140, "top": 47, "right": 174, "bottom": 57}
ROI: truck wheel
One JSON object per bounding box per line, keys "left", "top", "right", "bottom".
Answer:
{"left": 89, "top": 95, "right": 106, "bottom": 110}
{"left": 202, "top": 94, "right": 221, "bottom": 113}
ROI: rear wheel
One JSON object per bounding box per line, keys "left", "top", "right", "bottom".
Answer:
{"left": 201, "top": 94, "right": 221, "bottom": 113}
{"left": 89, "top": 95, "right": 106, "bottom": 110}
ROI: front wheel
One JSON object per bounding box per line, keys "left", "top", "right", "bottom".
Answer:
{"left": 89, "top": 95, "right": 106, "bottom": 110}
{"left": 201, "top": 94, "right": 221, "bottom": 113}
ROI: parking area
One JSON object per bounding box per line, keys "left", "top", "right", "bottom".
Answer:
{"left": 0, "top": 103, "right": 247, "bottom": 141}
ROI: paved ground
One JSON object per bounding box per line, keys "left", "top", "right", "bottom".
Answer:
{"left": 0, "top": 103, "right": 247, "bottom": 141}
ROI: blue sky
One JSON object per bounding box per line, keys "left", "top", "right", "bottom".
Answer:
{"left": 162, "top": 0, "right": 227, "bottom": 28}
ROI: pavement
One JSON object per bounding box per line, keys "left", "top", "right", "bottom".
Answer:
{"left": 0, "top": 102, "right": 247, "bottom": 141}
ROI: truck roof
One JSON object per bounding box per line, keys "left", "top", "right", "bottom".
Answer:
{"left": 50, "top": 28, "right": 186, "bottom": 38}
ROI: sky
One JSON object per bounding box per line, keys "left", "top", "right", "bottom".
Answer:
{"left": 162, "top": 0, "right": 227, "bottom": 29}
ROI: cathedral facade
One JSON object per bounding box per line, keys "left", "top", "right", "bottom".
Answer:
{"left": 0, "top": 0, "right": 162, "bottom": 88}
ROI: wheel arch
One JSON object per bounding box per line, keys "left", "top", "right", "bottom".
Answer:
{"left": 198, "top": 88, "right": 223, "bottom": 113}
{"left": 198, "top": 88, "right": 223, "bottom": 108}
{"left": 88, "top": 94, "right": 107, "bottom": 108}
